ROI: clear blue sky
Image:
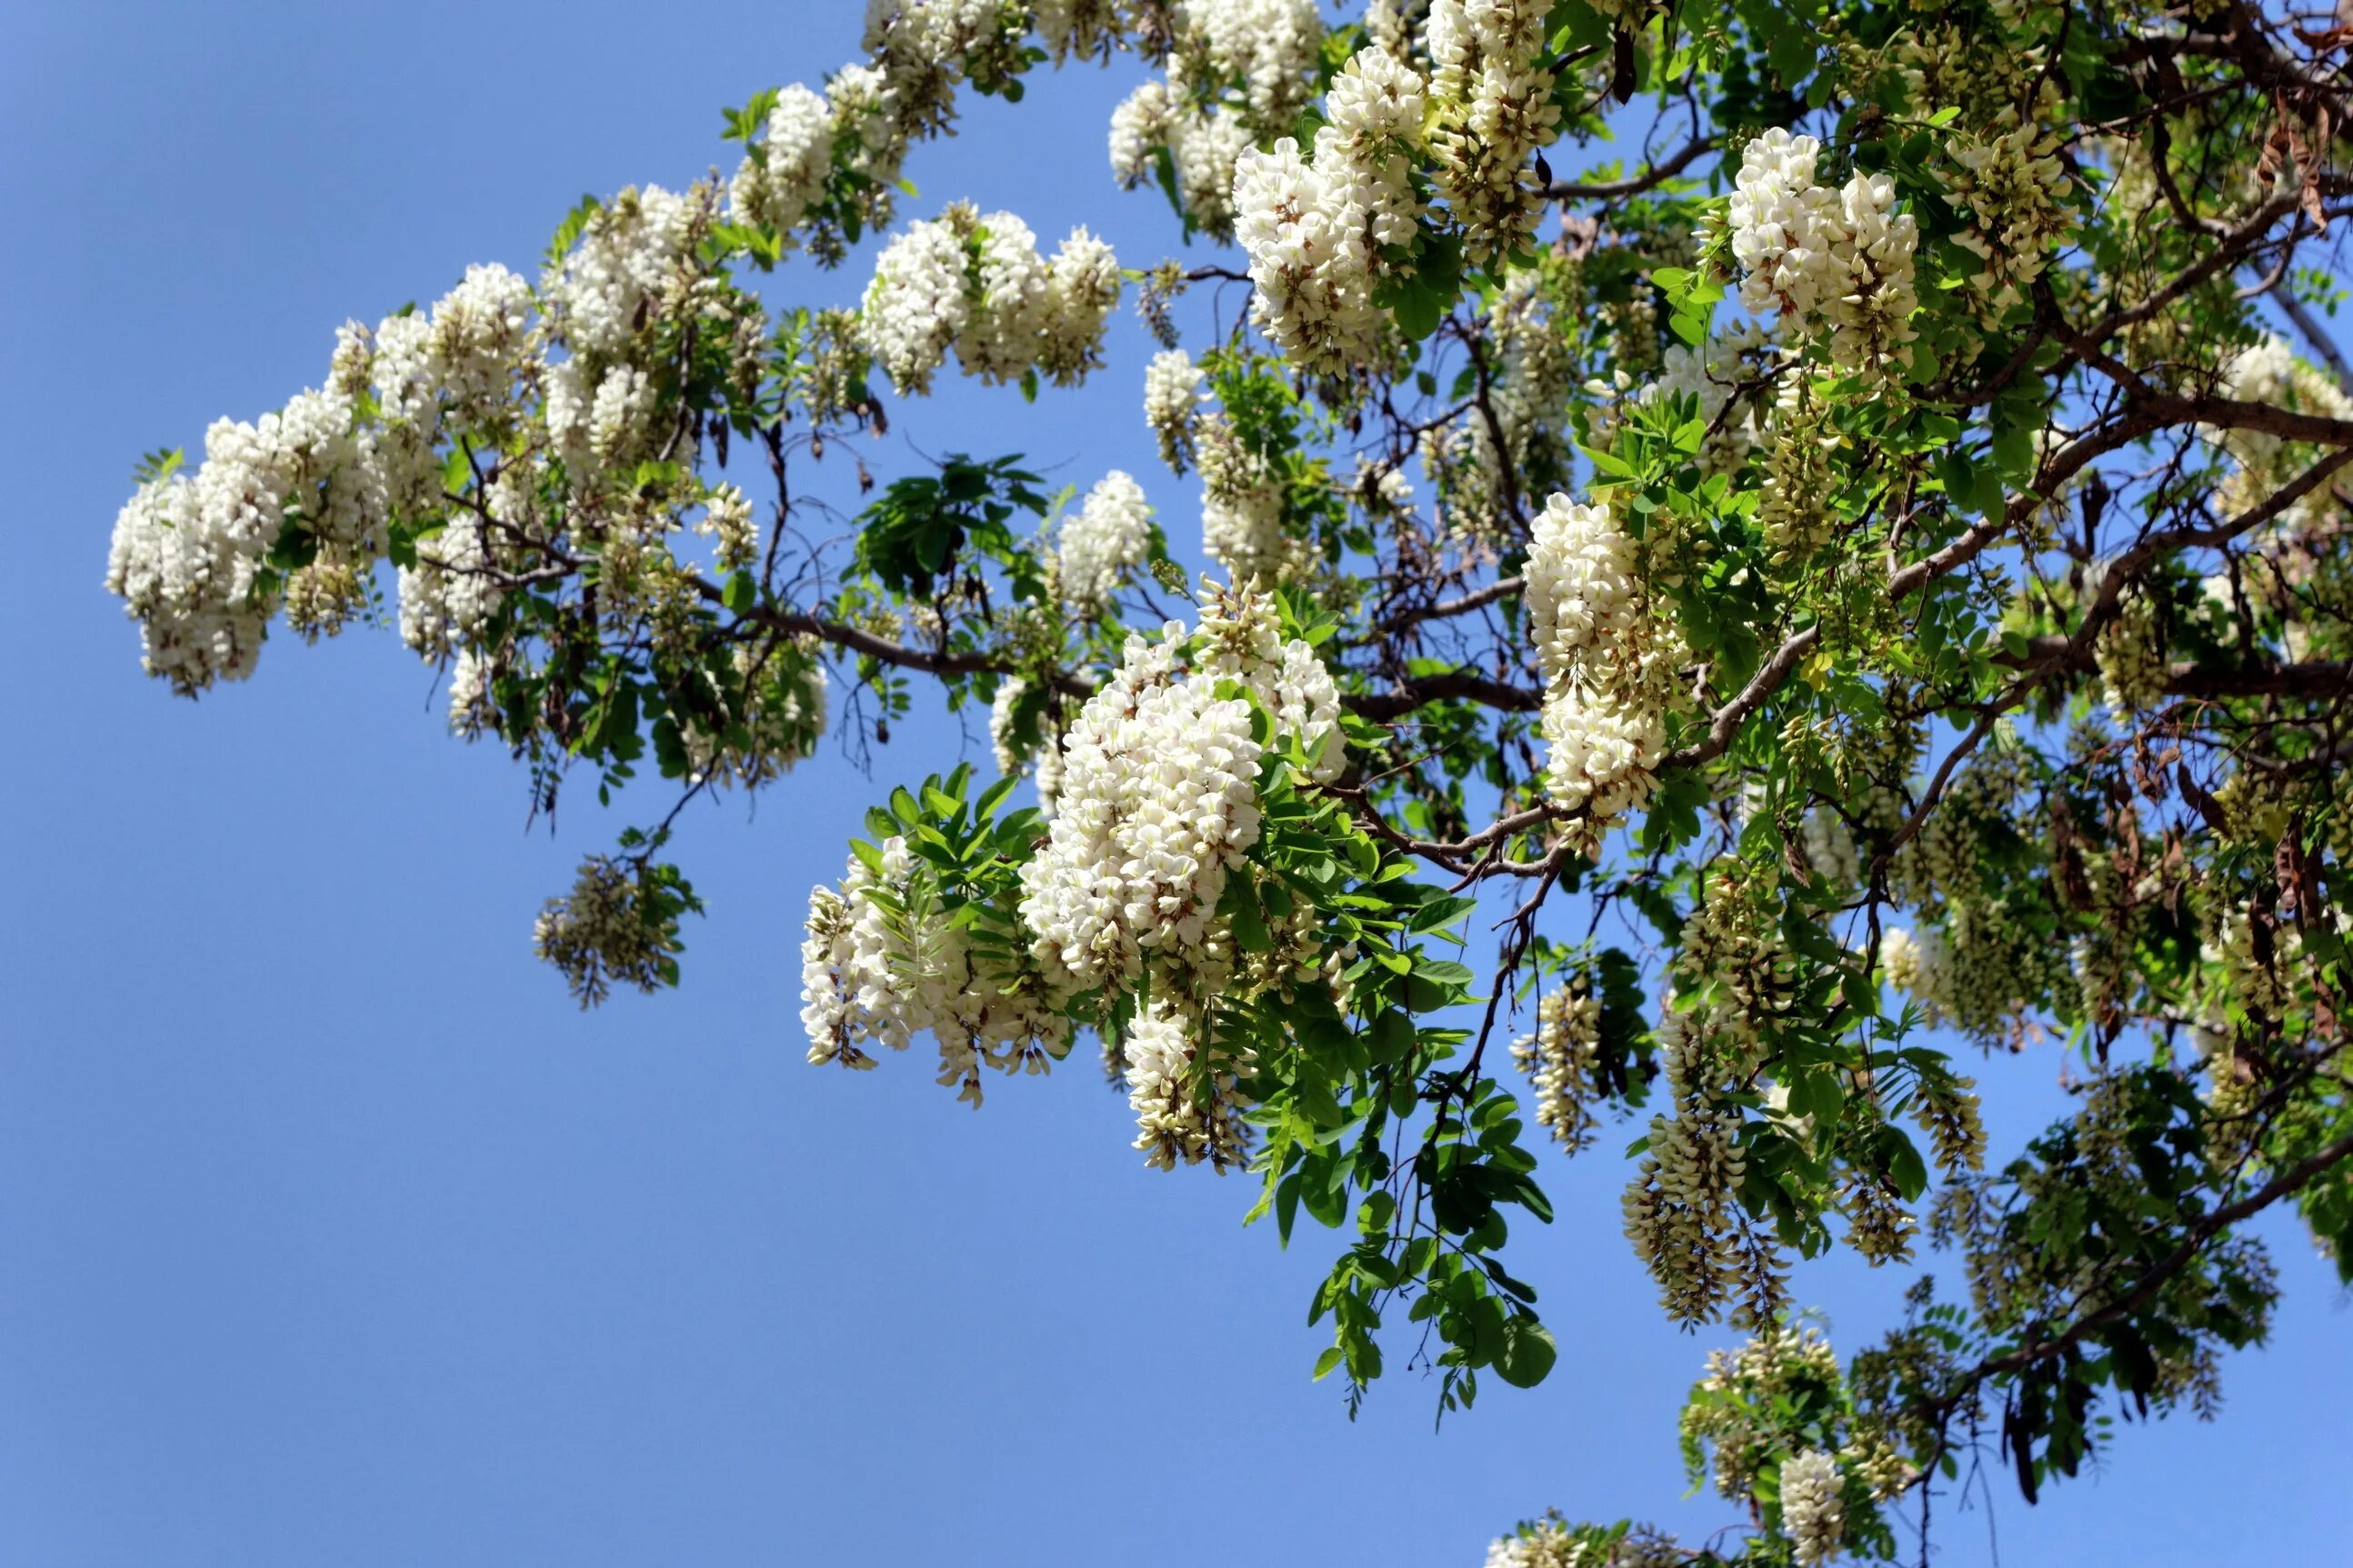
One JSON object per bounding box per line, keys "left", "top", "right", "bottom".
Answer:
{"left": 0, "top": 5, "right": 2345, "bottom": 1563}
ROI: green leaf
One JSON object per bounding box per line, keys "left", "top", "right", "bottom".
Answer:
{"left": 1493, "top": 1315, "right": 1557, "bottom": 1388}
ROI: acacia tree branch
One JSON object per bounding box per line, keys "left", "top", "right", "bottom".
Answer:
{"left": 1927, "top": 1126, "right": 2353, "bottom": 1419}
{"left": 1543, "top": 135, "right": 1716, "bottom": 199}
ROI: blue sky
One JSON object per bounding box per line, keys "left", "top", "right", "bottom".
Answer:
{"left": 1, "top": 4, "right": 2347, "bottom": 1563}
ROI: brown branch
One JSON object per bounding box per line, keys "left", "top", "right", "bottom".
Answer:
{"left": 1544, "top": 135, "right": 1716, "bottom": 199}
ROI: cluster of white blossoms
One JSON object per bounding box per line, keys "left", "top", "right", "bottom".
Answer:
{"left": 1106, "top": 0, "right": 1323, "bottom": 239}
{"left": 1778, "top": 1451, "right": 1847, "bottom": 1565}
{"left": 1107, "top": 78, "right": 1257, "bottom": 237}
{"left": 109, "top": 254, "right": 556, "bottom": 692}
{"left": 988, "top": 675, "right": 1062, "bottom": 810}
{"left": 2210, "top": 334, "right": 2353, "bottom": 532}
{"left": 800, "top": 834, "right": 1073, "bottom": 1104}
{"left": 1425, "top": 0, "right": 1563, "bottom": 261}
{"left": 1056, "top": 470, "right": 1156, "bottom": 612}
{"left": 106, "top": 396, "right": 367, "bottom": 693}
{"left": 1121, "top": 1000, "right": 1253, "bottom": 1170}
{"left": 858, "top": 204, "right": 1121, "bottom": 395}
{"left": 1621, "top": 1007, "right": 1757, "bottom": 1324}
{"left": 1197, "top": 415, "right": 1306, "bottom": 584}
{"left": 684, "top": 643, "right": 831, "bottom": 789}
{"left": 1730, "top": 129, "right": 1919, "bottom": 372}
{"left": 1511, "top": 978, "right": 1603, "bottom": 1153}
{"left": 1944, "top": 108, "right": 2072, "bottom": 314}
{"left": 1231, "top": 47, "right": 1427, "bottom": 374}
{"left": 1016, "top": 583, "right": 1343, "bottom": 1004}
{"left": 1525, "top": 494, "right": 1684, "bottom": 837}
{"left": 726, "top": 84, "right": 836, "bottom": 238}
{"left": 1144, "top": 347, "right": 1207, "bottom": 474}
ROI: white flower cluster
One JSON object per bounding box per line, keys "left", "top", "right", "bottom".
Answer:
{"left": 1525, "top": 494, "right": 1681, "bottom": 835}
{"left": 1482, "top": 1521, "right": 1610, "bottom": 1568}
{"left": 1231, "top": 47, "right": 1427, "bottom": 374}
{"left": 1944, "top": 106, "right": 2070, "bottom": 314}
{"left": 1122, "top": 1000, "right": 1253, "bottom": 1170}
{"left": 859, "top": 205, "right": 1120, "bottom": 395}
{"left": 1198, "top": 415, "right": 1306, "bottom": 584}
{"left": 1016, "top": 584, "right": 1343, "bottom": 1005}
{"left": 2210, "top": 334, "right": 2353, "bottom": 533}
{"left": 1426, "top": 0, "right": 1563, "bottom": 262}
{"left": 726, "top": 84, "right": 836, "bottom": 238}
{"left": 1730, "top": 130, "right": 1919, "bottom": 371}
{"left": 685, "top": 643, "right": 830, "bottom": 789}
{"left": 109, "top": 255, "right": 556, "bottom": 693}
{"left": 1778, "top": 1450, "right": 1847, "bottom": 1566}
{"left": 1104, "top": 0, "right": 1321, "bottom": 239}
{"left": 1056, "top": 470, "right": 1156, "bottom": 612}
{"left": 1511, "top": 979, "right": 1603, "bottom": 1152}
{"left": 107, "top": 389, "right": 377, "bottom": 693}
{"left": 1621, "top": 1008, "right": 1754, "bottom": 1324}
{"left": 1179, "top": 0, "right": 1324, "bottom": 124}
{"left": 541, "top": 185, "right": 706, "bottom": 368}
{"left": 800, "top": 834, "right": 1072, "bottom": 1104}
{"left": 1144, "top": 347, "right": 1207, "bottom": 474}
{"left": 1107, "top": 79, "right": 1257, "bottom": 237}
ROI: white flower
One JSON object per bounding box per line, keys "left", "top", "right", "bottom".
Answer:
{"left": 801, "top": 834, "right": 1071, "bottom": 1101}
{"left": 861, "top": 215, "right": 971, "bottom": 394}
{"left": 1230, "top": 49, "right": 1426, "bottom": 375}
{"left": 1525, "top": 494, "right": 1675, "bottom": 825}
{"left": 1730, "top": 132, "right": 1917, "bottom": 369}
{"left": 1122, "top": 1000, "right": 1253, "bottom": 1170}
{"left": 1059, "top": 471, "right": 1155, "bottom": 611}
{"left": 728, "top": 84, "right": 836, "bottom": 237}
{"left": 1145, "top": 348, "right": 1206, "bottom": 473}
{"left": 541, "top": 185, "right": 703, "bottom": 365}
{"left": 1016, "top": 588, "right": 1342, "bottom": 1004}
{"left": 107, "top": 384, "right": 387, "bottom": 694}
{"left": 1426, "top": 0, "right": 1563, "bottom": 261}
{"left": 1780, "top": 1450, "right": 1846, "bottom": 1564}
{"left": 860, "top": 205, "right": 1120, "bottom": 394}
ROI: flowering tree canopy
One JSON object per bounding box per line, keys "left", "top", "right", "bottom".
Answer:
{"left": 106, "top": 0, "right": 2353, "bottom": 1560}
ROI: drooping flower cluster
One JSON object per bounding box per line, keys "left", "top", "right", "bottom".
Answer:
{"left": 2209, "top": 334, "right": 2353, "bottom": 533}
{"left": 107, "top": 394, "right": 375, "bottom": 693}
{"left": 1231, "top": 47, "right": 1427, "bottom": 373}
{"left": 1511, "top": 978, "right": 1604, "bottom": 1152}
{"left": 1729, "top": 129, "right": 1919, "bottom": 371}
{"left": 1425, "top": 0, "right": 1563, "bottom": 261}
{"left": 1056, "top": 471, "right": 1156, "bottom": 612}
{"left": 1525, "top": 494, "right": 1686, "bottom": 838}
{"left": 800, "top": 835, "right": 1073, "bottom": 1104}
{"left": 1106, "top": 0, "right": 1323, "bottom": 240}
{"left": 1016, "top": 583, "right": 1343, "bottom": 1005}
{"left": 859, "top": 204, "right": 1121, "bottom": 395}
{"left": 1778, "top": 1451, "right": 1847, "bottom": 1563}
{"left": 1122, "top": 1000, "right": 1254, "bottom": 1170}
{"left": 1944, "top": 108, "right": 2072, "bottom": 315}
{"left": 1144, "top": 347, "right": 1207, "bottom": 474}
{"left": 1197, "top": 414, "right": 1304, "bottom": 584}
{"left": 726, "top": 84, "right": 836, "bottom": 238}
